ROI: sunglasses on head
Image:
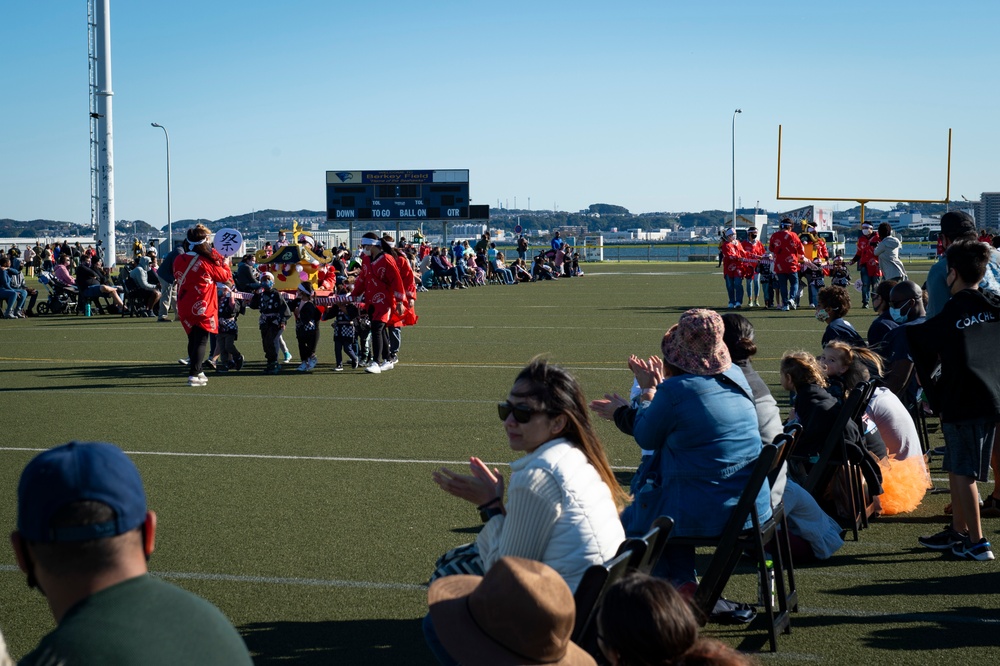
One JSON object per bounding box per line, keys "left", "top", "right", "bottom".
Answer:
{"left": 498, "top": 401, "right": 544, "bottom": 424}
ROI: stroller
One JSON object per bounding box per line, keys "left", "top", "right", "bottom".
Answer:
{"left": 36, "top": 272, "right": 79, "bottom": 315}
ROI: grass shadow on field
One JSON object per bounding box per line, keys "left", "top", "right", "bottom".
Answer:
{"left": 601, "top": 305, "right": 705, "bottom": 316}
{"left": 241, "top": 618, "right": 433, "bottom": 665}
{"left": 0, "top": 363, "right": 185, "bottom": 391}
{"left": 826, "top": 569, "right": 999, "bottom": 599}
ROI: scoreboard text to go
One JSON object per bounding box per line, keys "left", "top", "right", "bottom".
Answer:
{"left": 333, "top": 206, "right": 468, "bottom": 220}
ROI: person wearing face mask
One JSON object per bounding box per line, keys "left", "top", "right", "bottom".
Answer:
{"left": 719, "top": 228, "right": 746, "bottom": 308}
{"left": 849, "top": 223, "right": 882, "bottom": 308}
{"left": 816, "top": 286, "right": 864, "bottom": 347}
{"left": 909, "top": 240, "right": 1000, "bottom": 560}
{"left": 739, "top": 227, "right": 765, "bottom": 307}
{"left": 351, "top": 232, "right": 405, "bottom": 374}
{"left": 879, "top": 280, "right": 926, "bottom": 399}
{"left": 249, "top": 271, "right": 291, "bottom": 375}
{"left": 769, "top": 218, "right": 805, "bottom": 311}
{"left": 926, "top": 211, "right": 1000, "bottom": 318}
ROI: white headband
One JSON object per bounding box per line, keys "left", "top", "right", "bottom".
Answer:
{"left": 384, "top": 239, "right": 395, "bottom": 248}
{"left": 361, "top": 238, "right": 380, "bottom": 246}
{"left": 188, "top": 238, "right": 206, "bottom": 246}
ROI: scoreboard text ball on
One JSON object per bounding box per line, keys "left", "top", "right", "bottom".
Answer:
{"left": 326, "top": 170, "right": 470, "bottom": 221}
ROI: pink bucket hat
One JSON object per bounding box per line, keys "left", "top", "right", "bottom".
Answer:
{"left": 661, "top": 309, "right": 731, "bottom": 376}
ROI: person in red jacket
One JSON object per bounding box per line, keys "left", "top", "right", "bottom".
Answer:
{"left": 768, "top": 217, "right": 805, "bottom": 311}
{"left": 173, "top": 224, "right": 234, "bottom": 387}
{"left": 383, "top": 235, "right": 419, "bottom": 366}
{"left": 352, "top": 232, "right": 405, "bottom": 374}
{"left": 849, "top": 223, "right": 882, "bottom": 308}
{"left": 740, "top": 226, "right": 765, "bottom": 307}
{"left": 720, "top": 228, "right": 746, "bottom": 308}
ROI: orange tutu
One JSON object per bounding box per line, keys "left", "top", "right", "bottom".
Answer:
{"left": 878, "top": 454, "right": 932, "bottom": 516}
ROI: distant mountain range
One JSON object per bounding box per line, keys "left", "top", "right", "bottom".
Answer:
{"left": 1, "top": 201, "right": 955, "bottom": 239}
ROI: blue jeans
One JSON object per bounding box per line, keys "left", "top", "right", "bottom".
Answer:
{"left": 744, "top": 274, "right": 759, "bottom": 302}
{"left": 0, "top": 288, "right": 27, "bottom": 316}
{"left": 777, "top": 273, "right": 797, "bottom": 305}
{"left": 808, "top": 283, "right": 822, "bottom": 307}
{"left": 859, "top": 267, "right": 880, "bottom": 306}
{"left": 724, "top": 276, "right": 743, "bottom": 305}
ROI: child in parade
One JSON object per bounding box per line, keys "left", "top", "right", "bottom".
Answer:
{"left": 757, "top": 251, "right": 778, "bottom": 309}
{"left": 250, "top": 271, "right": 291, "bottom": 375}
{"left": 324, "top": 287, "right": 361, "bottom": 372}
{"left": 829, "top": 256, "right": 851, "bottom": 287}
{"left": 804, "top": 260, "right": 828, "bottom": 309}
{"left": 216, "top": 283, "right": 244, "bottom": 372}
{"left": 294, "top": 282, "right": 321, "bottom": 372}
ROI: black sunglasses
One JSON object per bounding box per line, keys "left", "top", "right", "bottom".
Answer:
{"left": 497, "top": 401, "right": 544, "bottom": 424}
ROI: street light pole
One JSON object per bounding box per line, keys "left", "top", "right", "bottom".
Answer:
{"left": 151, "top": 123, "right": 171, "bottom": 251}
{"left": 732, "top": 109, "right": 742, "bottom": 229}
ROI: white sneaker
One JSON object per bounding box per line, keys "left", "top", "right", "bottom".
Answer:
{"left": 283, "top": 350, "right": 293, "bottom": 363}
{"left": 188, "top": 373, "right": 208, "bottom": 387}
{"left": 296, "top": 361, "right": 309, "bottom": 372}
{"left": 379, "top": 360, "right": 394, "bottom": 372}
{"left": 178, "top": 357, "right": 189, "bottom": 365}
{"left": 364, "top": 361, "right": 382, "bottom": 374}
{"left": 790, "top": 301, "right": 797, "bottom": 310}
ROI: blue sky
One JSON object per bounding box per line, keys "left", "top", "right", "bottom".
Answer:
{"left": 1, "top": 1, "right": 996, "bottom": 228}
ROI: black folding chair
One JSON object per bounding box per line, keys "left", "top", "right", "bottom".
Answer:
{"left": 670, "top": 444, "right": 793, "bottom": 652}
{"left": 571, "top": 549, "right": 633, "bottom": 659}
{"left": 615, "top": 515, "right": 675, "bottom": 574}
{"left": 798, "top": 381, "right": 876, "bottom": 540}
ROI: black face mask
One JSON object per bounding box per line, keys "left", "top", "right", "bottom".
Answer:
{"left": 946, "top": 270, "right": 957, "bottom": 292}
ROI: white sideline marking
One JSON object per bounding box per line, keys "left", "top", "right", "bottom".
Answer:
{"left": 0, "top": 564, "right": 425, "bottom": 591}
{"left": 0, "top": 447, "right": 640, "bottom": 472}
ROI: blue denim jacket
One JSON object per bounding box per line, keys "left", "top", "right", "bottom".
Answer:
{"left": 623, "top": 366, "right": 770, "bottom": 538}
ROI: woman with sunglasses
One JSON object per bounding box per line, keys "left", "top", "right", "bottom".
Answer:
{"left": 432, "top": 357, "right": 627, "bottom": 592}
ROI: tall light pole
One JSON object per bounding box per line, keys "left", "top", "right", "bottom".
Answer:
{"left": 151, "top": 123, "right": 171, "bottom": 250}
{"left": 732, "top": 109, "right": 742, "bottom": 229}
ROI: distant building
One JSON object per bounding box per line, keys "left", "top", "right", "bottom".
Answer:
{"left": 980, "top": 192, "right": 1000, "bottom": 230}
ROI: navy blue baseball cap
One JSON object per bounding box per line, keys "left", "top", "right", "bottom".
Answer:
{"left": 17, "top": 442, "right": 147, "bottom": 543}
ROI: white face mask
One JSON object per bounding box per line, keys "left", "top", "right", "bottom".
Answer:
{"left": 862, "top": 229, "right": 872, "bottom": 236}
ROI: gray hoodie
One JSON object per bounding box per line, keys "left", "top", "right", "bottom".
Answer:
{"left": 873, "top": 234, "right": 906, "bottom": 280}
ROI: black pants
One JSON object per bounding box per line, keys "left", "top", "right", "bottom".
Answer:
{"left": 370, "top": 320, "right": 389, "bottom": 363}
{"left": 187, "top": 326, "right": 211, "bottom": 376}
{"left": 297, "top": 329, "right": 318, "bottom": 361}
{"left": 218, "top": 332, "right": 240, "bottom": 366}
{"left": 335, "top": 336, "right": 359, "bottom": 366}
{"left": 261, "top": 324, "right": 282, "bottom": 363}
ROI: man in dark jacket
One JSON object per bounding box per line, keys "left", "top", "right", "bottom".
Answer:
{"left": 910, "top": 241, "right": 1000, "bottom": 560}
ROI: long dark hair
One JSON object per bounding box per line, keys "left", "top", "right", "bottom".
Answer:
{"left": 597, "top": 573, "right": 751, "bottom": 666}
{"left": 512, "top": 357, "right": 628, "bottom": 509}
{"left": 720, "top": 313, "right": 757, "bottom": 362}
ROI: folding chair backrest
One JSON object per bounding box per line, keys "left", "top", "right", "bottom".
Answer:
{"left": 685, "top": 444, "right": 777, "bottom": 613}
{"left": 571, "top": 549, "right": 633, "bottom": 653}
{"left": 768, "top": 432, "right": 795, "bottom": 488}
{"left": 802, "top": 383, "right": 868, "bottom": 494}
{"left": 634, "top": 516, "right": 675, "bottom": 575}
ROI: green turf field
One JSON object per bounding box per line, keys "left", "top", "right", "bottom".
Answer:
{"left": 2, "top": 260, "right": 997, "bottom": 664}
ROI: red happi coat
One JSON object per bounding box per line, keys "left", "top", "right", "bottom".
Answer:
{"left": 768, "top": 230, "right": 804, "bottom": 275}
{"left": 720, "top": 241, "right": 745, "bottom": 278}
{"left": 351, "top": 252, "right": 404, "bottom": 323}
{"left": 173, "top": 250, "right": 233, "bottom": 335}
{"left": 854, "top": 233, "right": 882, "bottom": 277}
{"left": 389, "top": 253, "right": 418, "bottom": 327}
{"left": 739, "top": 239, "right": 765, "bottom": 279}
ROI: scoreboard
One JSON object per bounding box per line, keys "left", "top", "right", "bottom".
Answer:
{"left": 326, "top": 169, "right": 470, "bottom": 221}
